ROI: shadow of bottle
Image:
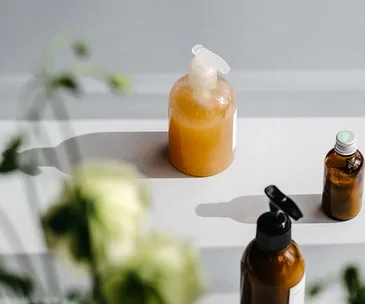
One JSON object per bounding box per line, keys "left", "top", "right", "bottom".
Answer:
{"left": 18, "top": 131, "right": 189, "bottom": 178}
{"left": 195, "top": 194, "right": 336, "bottom": 224}
{"left": 196, "top": 194, "right": 343, "bottom": 294}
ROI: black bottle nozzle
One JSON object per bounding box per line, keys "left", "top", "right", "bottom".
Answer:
{"left": 255, "top": 185, "right": 303, "bottom": 252}
{"left": 265, "top": 185, "right": 303, "bottom": 220}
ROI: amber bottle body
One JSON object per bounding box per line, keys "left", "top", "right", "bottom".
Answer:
{"left": 321, "top": 149, "right": 364, "bottom": 221}
{"left": 168, "top": 74, "right": 236, "bottom": 177}
{"left": 240, "top": 240, "right": 305, "bottom": 304}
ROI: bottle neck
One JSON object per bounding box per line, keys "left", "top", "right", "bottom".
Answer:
{"left": 188, "top": 57, "right": 217, "bottom": 89}
{"left": 255, "top": 212, "right": 292, "bottom": 253}
{"left": 334, "top": 141, "right": 357, "bottom": 156}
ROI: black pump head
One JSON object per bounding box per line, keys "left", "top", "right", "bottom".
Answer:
{"left": 265, "top": 185, "right": 303, "bottom": 220}
{"left": 255, "top": 185, "right": 303, "bottom": 252}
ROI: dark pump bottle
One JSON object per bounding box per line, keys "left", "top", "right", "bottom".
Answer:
{"left": 240, "top": 186, "right": 305, "bottom": 304}
{"left": 321, "top": 130, "right": 364, "bottom": 221}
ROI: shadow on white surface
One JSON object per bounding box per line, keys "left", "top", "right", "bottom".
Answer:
{"left": 19, "top": 131, "right": 189, "bottom": 178}
{"left": 195, "top": 194, "right": 336, "bottom": 224}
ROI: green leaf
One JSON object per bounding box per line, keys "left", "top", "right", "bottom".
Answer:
{"left": 7, "top": 136, "right": 22, "bottom": 152}
{"left": 122, "top": 271, "right": 149, "bottom": 304}
{"left": 347, "top": 284, "right": 365, "bottom": 304}
{"left": 43, "top": 203, "right": 75, "bottom": 235}
{"left": 343, "top": 266, "right": 361, "bottom": 297}
{"left": 0, "top": 268, "right": 33, "bottom": 297}
{"left": 51, "top": 73, "right": 80, "bottom": 95}
{"left": 0, "top": 156, "right": 18, "bottom": 173}
{"left": 69, "top": 222, "right": 93, "bottom": 262}
{"left": 72, "top": 41, "right": 90, "bottom": 59}
{"left": 69, "top": 188, "right": 97, "bottom": 260}
{"left": 0, "top": 135, "right": 23, "bottom": 174}
{"left": 148, "top": 284, "right": 166, "bottom": 304}
{"left": 42, "top": 186, "right": 98, "bottom": 263}
{"left": 307, "top": 283, "right": 323, "bottom": 297}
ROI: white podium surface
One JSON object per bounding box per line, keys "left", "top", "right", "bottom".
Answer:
{"left": 0, "top": 116, "right": 364, "bottom": 254}
{"left": 0, "top": 116, "right": 365, "bottom": 302}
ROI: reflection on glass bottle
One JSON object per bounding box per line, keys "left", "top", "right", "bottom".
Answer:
{"left": 321, "top": 130, "right": 364, "bottom": 221}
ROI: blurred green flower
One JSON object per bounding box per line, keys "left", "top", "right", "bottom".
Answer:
{"left": 72, "top": 40, "right": 90, "bottom": 59}
{"left": 108, "top": 74, "right": 131, "bottom": 93}
{"left": 101, "top": 231, "right": 205, "bottom": 304}
{"left": 42, "top": 160, "right": 150, "bottom": 269}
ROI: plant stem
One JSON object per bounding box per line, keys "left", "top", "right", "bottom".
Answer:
{"left": 51, "top": 95, "right": 106, "bottom": 304}
{"left": 39, "top": 123, "right": 63, "bottom": 171}
{"left": 41, "top": 32, "right": 77, "bottom": 74}
{"left": 51, "top": 94, "right": 82, "bottom": 166}
{"left": 22, "top": 175, "right": 61, "bottom": 298}
{"left": 16, "top": 79, "right": 42, "bottom": 122}
{"left": 14, "top": 92, "right": 61, "bottom": 297}
{"left": 92, "top": 274, "right": 106, "bottom": 304}
{"left": 0, "top": 209, "right": 44, "bottom": 298}
{"left": 10, "top": 34, "right": 118, "bottom": 303}
{"left": 71, "top": 63, "right": 112, "bottom": 79}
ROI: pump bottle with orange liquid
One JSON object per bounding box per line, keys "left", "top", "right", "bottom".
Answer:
{"left": 168, "top": 45, "right": 236, "bottom": 177}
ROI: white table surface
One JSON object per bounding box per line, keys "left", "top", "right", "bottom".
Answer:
{"left": 0, "top": 116, "right": 364, "bottom": 255}
{"left": 0, "top": 116, "right": 364, "bottom": 303}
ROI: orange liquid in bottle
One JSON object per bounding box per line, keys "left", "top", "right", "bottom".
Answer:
{"left": 168, "top": 74, "right": 236, "bottom": 177}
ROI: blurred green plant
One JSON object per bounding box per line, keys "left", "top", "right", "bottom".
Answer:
{"left": 42, "top": 161, "right": 150, "bottom": 269}
{"left": 308, "top": 265, "right": 365, "bottom": 304}
{"left": 0, "top": 33, "right": 205, "bottom": 303}
{"left": 101, "top": 231, "right": 204, "bottom": 304}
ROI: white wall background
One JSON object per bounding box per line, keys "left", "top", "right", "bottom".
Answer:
{"left": 1, "top": 0, "right": 365, "bottom": 119}
{"left": 2, "top": 0, "right": 365, "bottom": 73}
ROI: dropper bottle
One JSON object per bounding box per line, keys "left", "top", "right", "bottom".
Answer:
{"left": 321, "top": 130, "right": 364, "bottom": 221}
{"left": 241, "top": 185, "right": 306, "bottom": 304}
{"left": 168, "top": 44, "right": 236, "bottom": 177}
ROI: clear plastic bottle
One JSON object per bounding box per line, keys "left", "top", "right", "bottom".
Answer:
{"left": 321, "top": 130, "right": 364, "bottom": 221}
{"left": 168, "top": 45, "right": 236, "bottom": 177}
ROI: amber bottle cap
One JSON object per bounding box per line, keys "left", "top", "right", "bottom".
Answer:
{"left": 255, "top": 186, "right": 303, "bottom": 252}
{"left": 335, "top": 130, "right": 357, "bottom": 156}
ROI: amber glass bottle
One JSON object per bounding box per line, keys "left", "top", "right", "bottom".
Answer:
{"left": 321, "top": 130, "right": 364, "bottom": 221}
{"left": 240, "top": 186, "right": 306, "bottom": 304}
{"left": 168, "top": 45, "right": 236, "bottom": 177}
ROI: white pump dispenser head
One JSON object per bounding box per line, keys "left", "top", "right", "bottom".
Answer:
{"left": 188, "top": 45, "right": 231, "bottom": 88}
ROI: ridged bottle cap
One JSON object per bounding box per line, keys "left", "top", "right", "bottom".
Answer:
{"left": 334, "top": 130, "right": 357, "bottom": 156}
